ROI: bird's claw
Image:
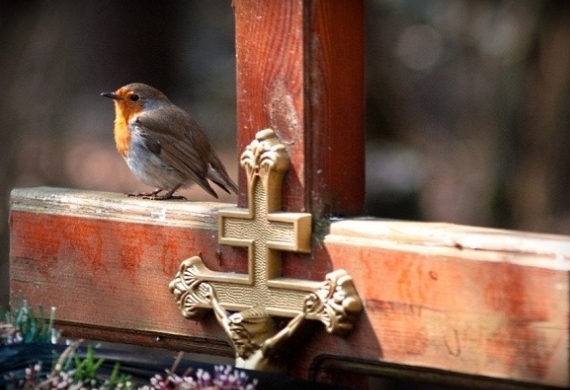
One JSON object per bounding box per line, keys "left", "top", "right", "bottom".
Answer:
{"left": 143, "top": 194, "right": 187, "bottom": 200}
{"left": 127, "top": 192, "right": 154, "bottom": 197}
{"left": 126, "top": 192, "right": 186, "bottom": 200}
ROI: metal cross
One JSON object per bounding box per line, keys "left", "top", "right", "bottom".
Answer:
{"left": 170, "top": 129, "right": 320, "bottom": 318}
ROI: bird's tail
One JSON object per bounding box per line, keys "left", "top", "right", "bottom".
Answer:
{"left": 207, "top": 162, "right": 238, "bottom": 195}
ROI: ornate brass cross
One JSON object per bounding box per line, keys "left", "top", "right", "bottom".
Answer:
{"left": 170, "top": 129, "right": 362, "bottom": 372}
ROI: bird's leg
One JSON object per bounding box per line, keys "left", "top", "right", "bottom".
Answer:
{"left": 143, "top": 185, "right": 186, "bottom": 200}
{"left": 127, "top": 188, "right": 163, "bottom": 197}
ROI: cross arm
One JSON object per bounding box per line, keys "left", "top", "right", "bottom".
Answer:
{"left": 9, "top": 188, "right": 569, "bottom": 387}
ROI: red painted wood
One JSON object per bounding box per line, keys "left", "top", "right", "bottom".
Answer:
{"left": 295, "top": 240, "right": 568, "bottom": 387}
{"left": 10, "top": 211, "right": 226, "bottom": 341}
{"left": 234, "top": 0, "right": 365, "bottom": 218}
{"left": 9, "top": 194, "right": 569, "bottom": 387}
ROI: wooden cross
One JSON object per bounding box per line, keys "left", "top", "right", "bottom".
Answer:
{"left": 9, "top": 0, "right": 570, "bottom": 388}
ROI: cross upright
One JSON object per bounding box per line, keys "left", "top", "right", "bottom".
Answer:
{"left": 234, "top": 0, "right": 365, "bottom": 218}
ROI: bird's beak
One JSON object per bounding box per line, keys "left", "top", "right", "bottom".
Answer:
{"left": 101, "top": 91, "right": 121, "bottom": 100}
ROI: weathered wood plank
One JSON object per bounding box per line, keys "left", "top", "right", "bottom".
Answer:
{"left": 10, "top": 188, "right": 237, "bottom": 351}
{"left": 10, "top": 188, "right": 569, "bottom": 387}
{"left": 10, "top": 187, "right": 231, "bottom": 227}
{"left": 235, "top": 0, "right": 365, "bottom": 217}
{"left": 304, "top": 220, "right": 569, "bottom": 388}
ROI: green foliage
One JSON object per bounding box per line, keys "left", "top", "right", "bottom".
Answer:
{"left": 0, "top": 300, "right": 59, "bottom": 345}
{"left": 71, "top": 346, "right": 133, "bottom": 389}
{"left": 72, "top": 345, "right": 105, "bottom": 382}
{"left": 1, "top": 299, "right": 257, "bottom": 389}
{"left": 108, "top": 362, "right": 134, "bottom": 389}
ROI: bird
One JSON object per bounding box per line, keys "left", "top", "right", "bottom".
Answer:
{"left": 101, "top": 83, "right": 238, "bottom": 200}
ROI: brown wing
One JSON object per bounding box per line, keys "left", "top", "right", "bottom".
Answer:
{"left": 131, "top": 106, "right": 219, "bottom": 198}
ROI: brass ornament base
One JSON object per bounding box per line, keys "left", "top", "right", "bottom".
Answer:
{"left": 170, "top": 129, "right": 362, "bottom": 372}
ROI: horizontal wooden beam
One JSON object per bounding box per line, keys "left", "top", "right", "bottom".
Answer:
{"left": 9, "top": 188, "right": 569, "bottom": 388}
{"left": 313, "top": 221, "right": 569, "bottom": 388}
{"left": 10, "top": 189, "right": 234, "bottom": 339}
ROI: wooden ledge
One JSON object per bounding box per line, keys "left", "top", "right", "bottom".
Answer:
{"left": 10, "top": 187, "right": 234, "bottom": 228}
{"left": 9, "top": 187, "right": 570, "bottom": 387}
{"left": 328, "top": 220, "right": 570, "bottom": 269}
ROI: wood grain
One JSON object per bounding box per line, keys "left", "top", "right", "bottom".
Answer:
{"left": 234, "top": 0, "right": 365, "bottom": 218}
{"left": 304, "top": 220, "right": 570, "bottom": 387}
{"left": 10, "top": 188, "right": 569, "bottom": 388}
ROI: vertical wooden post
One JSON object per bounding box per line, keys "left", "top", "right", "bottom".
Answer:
{"left": 235, "top": 0, "right": 365, "bottom": 218}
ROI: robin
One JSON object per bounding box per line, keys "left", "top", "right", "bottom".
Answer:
{"left": 101, "top": 83, "right": 238, "bottom": 200}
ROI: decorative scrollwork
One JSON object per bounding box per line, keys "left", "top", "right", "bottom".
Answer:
{"left": 240, "top": 129, "right": 290, "bottom": 185}
{"left": 168, "top": 256, "right": 212, "bottom": 318}
{"left": 304, "top": 269, "right": 363, "bottom": 336}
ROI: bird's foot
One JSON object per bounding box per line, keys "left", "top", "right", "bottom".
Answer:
{"left": 143, "top": 193, "right": 187, "bottom": 200}
{"left": 127, "top": 188, "right": 162, "bottom": 198}
{"left": 127, "top": 186, "right": 185, "bottom": 200}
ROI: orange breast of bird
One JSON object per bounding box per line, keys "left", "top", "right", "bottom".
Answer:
{"left": 112, "top": 91, "right": 144, "bottom": 157}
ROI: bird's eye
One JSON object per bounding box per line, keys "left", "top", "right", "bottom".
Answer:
{"left": 130, "top": 94, "right": 140, "bottom": 102}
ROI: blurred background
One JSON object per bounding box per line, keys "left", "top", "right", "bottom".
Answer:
{"left": 1, "top": 0, "right": 570, "bottom": 308}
